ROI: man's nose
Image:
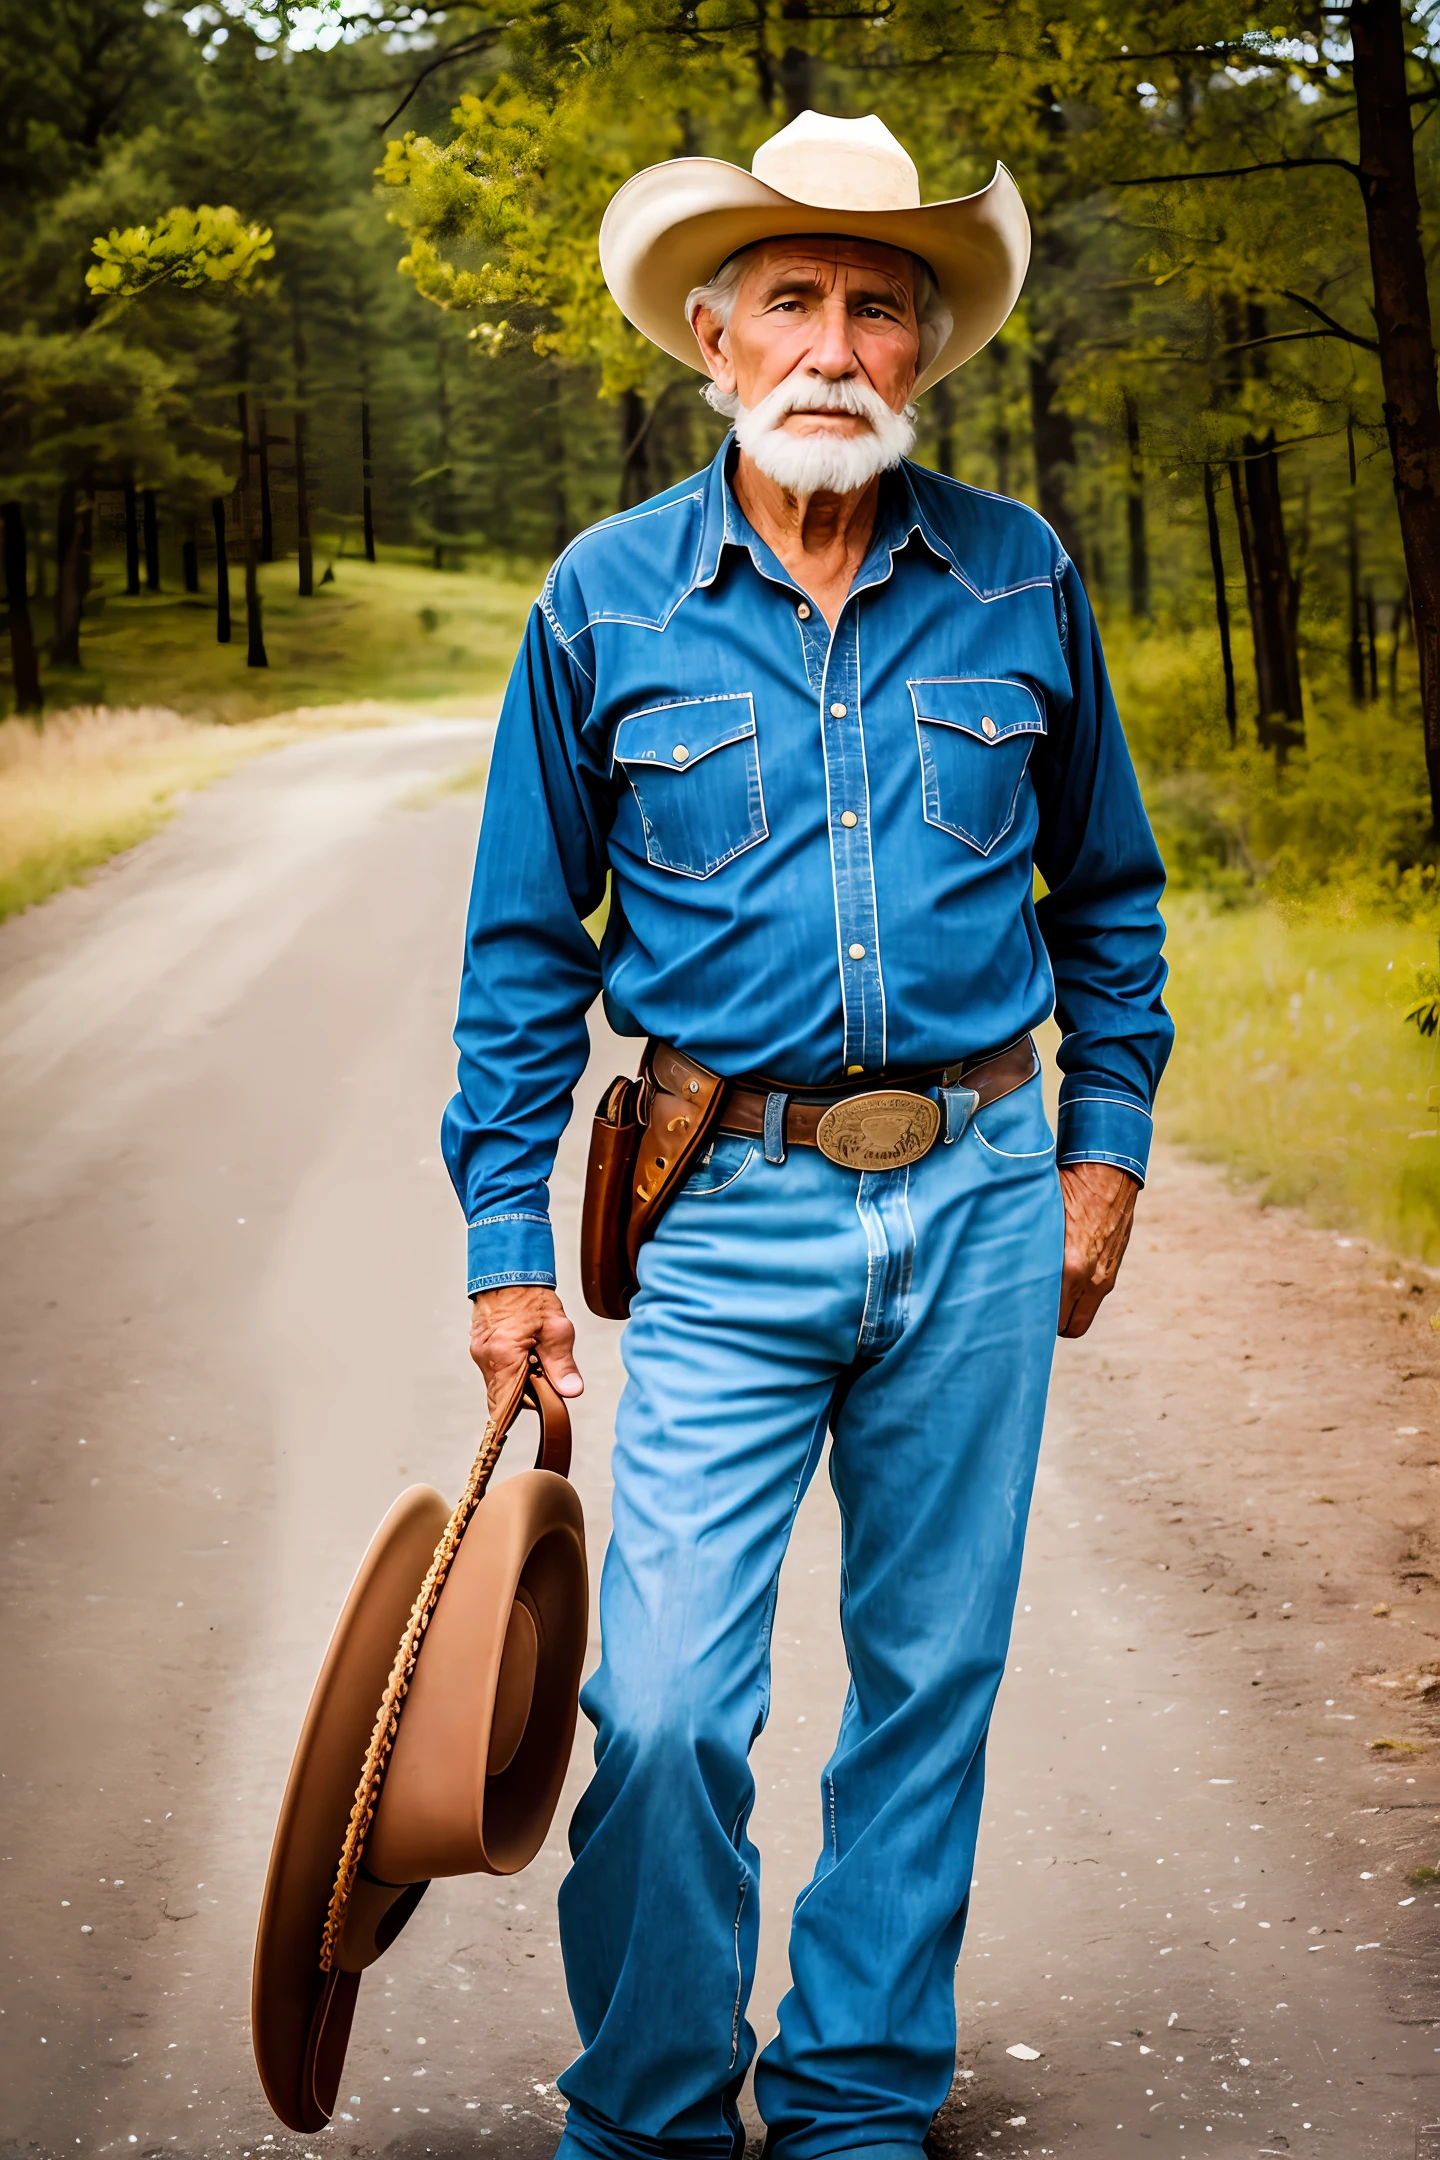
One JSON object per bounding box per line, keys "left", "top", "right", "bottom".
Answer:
{"left": 804, "top": 297, "right": 860, "bottom": 379}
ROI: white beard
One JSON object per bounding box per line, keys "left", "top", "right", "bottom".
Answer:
{"left": 706, "top": 369, "right": 916, "bottom": 496}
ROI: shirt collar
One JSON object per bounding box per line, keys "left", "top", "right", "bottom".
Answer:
{"left": 694, "top": 434, "right": 961, "bottom": 597}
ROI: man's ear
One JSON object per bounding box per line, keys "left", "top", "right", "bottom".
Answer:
{"left": 690, "top": 307, "right": 736, "bottom": 395}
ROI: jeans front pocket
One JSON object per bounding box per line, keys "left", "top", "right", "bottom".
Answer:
{"left": 614, "top": 694, "right": 767, "bottom": 880}
{"left": 680, "top": 1134, "right": 756, "bottom": 1196}
{"left": 909, "top": 676, "right": 1046, "bottom": 856}
{"left": 970, "top": 1069, "right": 1055, "bottom": 1161}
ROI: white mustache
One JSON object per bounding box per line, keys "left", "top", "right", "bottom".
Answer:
{"left": 730, "top": 366, "right": 916, "bottom": 497}
{"left": 743, "top": 369, "right": 913, "bottom": 430}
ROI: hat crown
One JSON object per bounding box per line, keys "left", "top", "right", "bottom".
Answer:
{"left": 750, "top": 109, "right": 921, "bottom": 213}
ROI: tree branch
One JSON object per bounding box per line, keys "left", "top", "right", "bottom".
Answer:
{"left": 1113, "top": 154, "right": 1361, "bottom": 187}
{"left": 378, "top": 28, "right": 503, "bottom": 132}
{"left": 1279, "top": 287, "right": 1380, "bottom": 350}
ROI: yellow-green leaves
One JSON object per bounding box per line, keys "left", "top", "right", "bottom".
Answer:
{"left": 380, "top": 84, "right": 556, "bottom": 316}
{"left": 86, "top": 205, "right": 274, "bottom": 301}
{"left": 378, "top": 73, "right": 677, "bottom": 397}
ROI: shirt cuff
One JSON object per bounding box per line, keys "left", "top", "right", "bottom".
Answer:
{"left": 1055, "top": 1091, "right": 1153, "bottom": 1184}
{"left": 466, "top": 1210, "right": 556, "bottom": 1295}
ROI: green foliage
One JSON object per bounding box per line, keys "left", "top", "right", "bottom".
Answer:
{"left": 86, "top": 204, "right": 274, "bottom": 300}
{"left": 1404, "top": 961, "right": 1440, "bottom": 1041}
{"left": 1112, "top": 638, "right": 1435, "bottom": 910}
{"left": 25, "top": 549, "right": 542, "bottom": 725}
{"left": 1161, "top": 896, "right": 1440, "bottom": 1263}
{"left": 0, "top": 327, "right": 226, "bottom": 502}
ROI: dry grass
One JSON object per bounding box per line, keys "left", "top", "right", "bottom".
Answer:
{"left": 0, "top": 702, "right": 419, "bottom": 923}
{"left": 1158, "top": 893, "right": 1440, "bottom": 1263}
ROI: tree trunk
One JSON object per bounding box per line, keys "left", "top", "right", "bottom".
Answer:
{"left": 1366, "top": 582, "right": 1379, "bottom": 699}
{"left": 432, "top": 338, "right": 453, "bottom": 569}
{"left": 990, "top": 342, "right": 1012, "bottom": 496}
{"left": 292, "top": 307, "right": 313, "bottom": 596}
{"left": 77, "top": 484, "right": 92, "bottom": 604}
{"left": 294, "top": 411, "right": 312, "bottom": 595}
{"left": 619, "top": 388, "right": 652, "bottom": 511}
{"left": 257, "top": 405, "right": 274, "bottom": 564}
{"left": 931, "top": 376, "right": 956, "bottom": 479}
{"left": 142, "top": 488, "right": 160, "bottom": 592}
{"left": 1202, "top": 465, "right": 1237, "bottom": 744}
{"left": 778, "top": 0, "right": 814, "bottom": 119}
{"left": 1350, "top": 0, "right": 1440, "bottom": 836}
{"left": 123, "top": 479, "right": 140, "bottom": 596}
{"left": 244, "top": 538, "right": 267, "bottom": 668}
{"left": 3, "top": 501, "right": 42, "bottom": 716}
{"left": 1123, "top": 391, "right": 1150, "bottom": 620}
{"left": 1347, "top": 489, "right": 1367, "bottom": 702}
{"left": 52, "top": 485, "right": 83, "bottom": 667}
{"left": 29, "top": 501, "right": 45, "bottom": 603}
{"left": 546, "top": 371, "right": 568, "bottom": 556}
{"left": 360, "top": 397, "right": 376, "bottom": 562}
{"left": 1241, "top": 431, "right": 1304, "bottom": 748}
{"left": 1027, "top": 345, "right": 1085, "bottom": 575}
{"left": 212, "top": 498, "right": 231, "bottom": 644}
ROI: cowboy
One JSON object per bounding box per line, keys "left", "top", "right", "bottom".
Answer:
{"left": 444, "top": 109, "right": 1171, "bottom": 2160}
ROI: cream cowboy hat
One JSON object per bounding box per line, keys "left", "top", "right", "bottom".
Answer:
{"left": 599, "top": 110, "right": 1031, "bottom": 397}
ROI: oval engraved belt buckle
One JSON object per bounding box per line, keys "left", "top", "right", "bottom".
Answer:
{"left": 814, "top": 1091, "right": 941, "bottom": 1172}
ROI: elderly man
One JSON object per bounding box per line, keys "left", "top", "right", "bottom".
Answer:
{"left": 443, "top": 110, "right": 1170, "bottom": 2160}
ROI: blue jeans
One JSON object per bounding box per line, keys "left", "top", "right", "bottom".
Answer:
{"left": 555, "top": 1071, "right": 1064, "bottom": 2160}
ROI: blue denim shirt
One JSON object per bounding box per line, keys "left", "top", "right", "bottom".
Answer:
{"left": 444, "top": 440, "right": 1172, "bottom": 1293}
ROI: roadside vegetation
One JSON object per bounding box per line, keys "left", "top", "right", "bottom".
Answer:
{"left": 0, "top": 549, "right": 537, "bottom": 922}
{"left": 39, "top": 550, "right": 542, "bottom": 726}
{"left": 4, "top": 0, "right": 1440, "bottom": 1261}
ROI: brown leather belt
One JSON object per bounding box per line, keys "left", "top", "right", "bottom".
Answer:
{"left": 716, "top": 1035, "right": 1038, "bottom": 1170}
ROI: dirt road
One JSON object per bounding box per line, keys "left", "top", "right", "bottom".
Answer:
{"left": 3, "top": 723, "right": 1439, "bottom": 2160}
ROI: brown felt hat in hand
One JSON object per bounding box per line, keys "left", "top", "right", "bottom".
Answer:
{"left": 251, "top": 1362, "right": 588, "bottom": 2133}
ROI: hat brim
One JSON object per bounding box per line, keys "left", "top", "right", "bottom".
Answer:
{"left": 251, "top": 1484, "right": 451, "bottom": 2133}
{"left": 598, "top": 158, "right": 1031, "bottom": 396}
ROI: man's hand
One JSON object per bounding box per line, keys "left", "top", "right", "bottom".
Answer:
{"left": 469, "top": 1284, "right": 584, "bottom": 1420}
{"left": 1057, "top": 1162, "right": 1141, "bottom": 1339}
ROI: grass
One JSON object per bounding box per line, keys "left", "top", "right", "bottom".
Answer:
{"left": 19, "top": 550, "right": 542, "bottom": 725}
{"left": 0, "top": 549, "right": 541, "bottom": 922}
{"left": 1158, "top": 893, "right": 1440, "bottom": 1262}
{"left": 11, "top": 571, "right": 1440, "bottom": 1271}
{"left": 0, "top": 702, "right": 450, "bottom": 921}
{"left": 0, "top": 706, "right": 298, "bottom": 919}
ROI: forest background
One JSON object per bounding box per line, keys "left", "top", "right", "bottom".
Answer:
{"left": 4, "top": 0, "right": 1440, "bottom": 1259}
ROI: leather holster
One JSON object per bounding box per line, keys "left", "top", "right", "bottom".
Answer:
{"left": 579, "top": 1043, "right": 727, "bottom": 1320}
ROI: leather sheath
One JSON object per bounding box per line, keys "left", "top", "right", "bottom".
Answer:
{"left": 579, "top": 1035, "right": 1037, "bottom": 1324}
{"left": 578, "top": 1048, "right": 726, "bottom": 1321}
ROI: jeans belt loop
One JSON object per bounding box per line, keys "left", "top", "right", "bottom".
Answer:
{"left": 940, "top": 1085, "right": 980, "bottom": 1145}
{"left": 763, "top": 1090, "right": 789, "bottom": 1166}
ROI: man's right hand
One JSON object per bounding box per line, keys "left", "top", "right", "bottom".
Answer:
{"left": 469, "top": 1284, "right": 584, "bottom": 1421}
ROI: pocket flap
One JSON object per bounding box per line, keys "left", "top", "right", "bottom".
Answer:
{"left": 614, "top": 694, "right": 756, "bottom": 774}
{"left": 907, "top": 677, "right": 1045, "bottom": 744}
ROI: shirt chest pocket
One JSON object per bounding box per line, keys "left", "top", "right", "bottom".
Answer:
{"left": 908, "top": 677, "right": 1047, "bottom": 856}
{"left": 613, "top": 694, "right": 768, "bottom": 880}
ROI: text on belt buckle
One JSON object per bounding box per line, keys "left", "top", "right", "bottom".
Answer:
{"left": 814, "top": 1090, "right": 941, "bottom": 1171}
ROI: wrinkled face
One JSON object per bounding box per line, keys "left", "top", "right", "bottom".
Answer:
{"left": 693, "top": 236, "right": 923, "bottom": 434}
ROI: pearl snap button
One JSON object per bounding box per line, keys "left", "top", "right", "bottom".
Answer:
{"left": 796, "top": 602, "right": 811, "bottom": 620}
{"left": 829, "top": 702, "right": 847, "bottom": 718}
{"left": 840, "top": 810, "right": 858, "bottom": 828}
{"left": 848, "top": 942, "right": 866, "bottom": 960}
{"left": 672, "top": 745, "right": 689, "bottom": 762}
{"left": 980, "top": 715, "right": 998, "bottom": 739}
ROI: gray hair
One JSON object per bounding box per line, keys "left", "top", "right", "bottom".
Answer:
{"left": 685, "top": 241, "right": 953, "bottom": 416}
